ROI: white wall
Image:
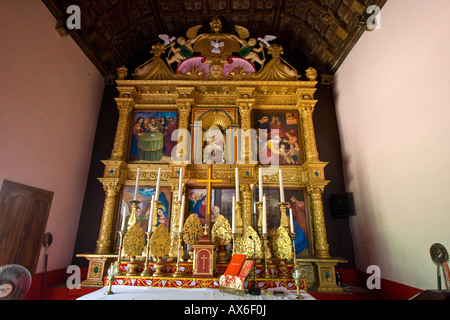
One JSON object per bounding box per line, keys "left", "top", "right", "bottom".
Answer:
{"left": 334, "top": 0, "right": 450, "bottom": 289}
{"left": 0, "top": 1, "right": 104, "bottom": 273}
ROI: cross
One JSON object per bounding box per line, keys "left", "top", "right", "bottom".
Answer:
{"left": 201, "top": 255, "right": 208, "bottom": 269}
{"left": 188, "top": 165, "right": 230, "bottom": 238}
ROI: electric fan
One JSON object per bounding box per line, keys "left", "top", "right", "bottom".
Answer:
{"left": 430, "top": 243, "right": 449, "bottom": 290}
{"left": 0, "top": 264, "right": 32, "bottom": 300}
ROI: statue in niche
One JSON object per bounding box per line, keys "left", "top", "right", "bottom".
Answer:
{"left": 203, "top": 126, "right": 225, "bottom": 164}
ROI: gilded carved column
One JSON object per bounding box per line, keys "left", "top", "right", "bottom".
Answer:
{"left": 240, "top": 183, "right": 254, "bottom": 231}
{"left": 110, "top": 97, "right": 135, "bottom": 161}
{"left": 298, "top": 86, "right": 331, "bottom": 258}
{"left": 299, "top": 102, "right": 319, "bottom": 162}
{"left": 237, "top": 88, "right": 255, "bottom": 164}
{"left": 175, "top": 94, "right": 193, "bottom": 162}
{"left": 308, "top": 185, "right": 331, "bottom": 258}
{"left": 95, "top": 181, "right": 122, "bottom": 254}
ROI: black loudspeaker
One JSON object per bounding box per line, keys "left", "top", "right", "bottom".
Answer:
{"left": 330, "top": 193, "right": 354, "bottom": 218}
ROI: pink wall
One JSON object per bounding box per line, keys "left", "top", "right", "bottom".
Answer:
{"left": 0, "top": 1, "right": 104, "bottom": 273}
{"left": 334, "top": 0, "right": 450, "bottom": 289}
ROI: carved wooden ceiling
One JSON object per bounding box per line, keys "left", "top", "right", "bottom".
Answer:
{"left": 42, "top": 0, "right": 386, "bottom": 78}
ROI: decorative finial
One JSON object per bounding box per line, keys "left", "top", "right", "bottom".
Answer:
{"left": 150, "top": 43, "right": 166, "bottom": 57}
{"left": 305, "top": 67, "right": 318, "bottom": 81}
{"left": 210, "top": 17, "right": 222, "bottom": 33}
{"left": 267, "top": 44, "right": 284, "bottom": 59}
{"left": 117, "top": 66, "right": 128, "bottom": 80}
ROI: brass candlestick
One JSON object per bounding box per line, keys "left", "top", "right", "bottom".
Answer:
{"left": 235, "top": 200, "right": 243, "bottom": 229}
{"left": 169, "top": 198, "right": 181, "bottom": 261}
{"left": 140, "top": 231, "right": 153, "bottom": 276}
{"left": 290, "top": 232, "right": 303, "bottom": 299}
{"left": 104, "top": 263, "right": 116, "bottom": 295}
{"left": 262, "top": 234, "right": 272, "bottom": 278}
{"left": 289, "top": 233, "right": 297, "bottom": 265}
{"left": 231, "top": 233, "right": 237, "bottom": 255}
{"left": 115, "top": 231, "right": 125, "bottom": 275}
{"left": 256, "top": 201, "right": 263, "bottom": 234}
{"left": 173, "top": 231, "right": 184, "bottom": 277}
{"left": 292, "top": 264, "right": 304, "bottom": 300}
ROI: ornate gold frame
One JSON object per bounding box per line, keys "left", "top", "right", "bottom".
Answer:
{"left": 78, "top": 19, "right": 346, "bottom": 292}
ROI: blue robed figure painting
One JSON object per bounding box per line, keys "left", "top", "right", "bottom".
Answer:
{"left": 256, "top": 188, "right": 309, "bottom": 256}
{"left": 117, "top": 185, "right": 172, "bottom": 247}
{"left": 286, "top": 193, "right": 309, "bottom": 254}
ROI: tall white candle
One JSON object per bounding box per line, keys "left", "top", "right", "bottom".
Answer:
{"left": 289, "top": 208, "right": 294, "bottom": 234}
{"left": 133, "top": 166, "right": 140, "bottom": 200}
{"left": 279, "top": 168, "right": 285, "bottom": 202}
{"left": 178, "top": 167, "right": 183, "bottom": 202}
{"left": 232, "top": 195, "right": 236, "bottom": 233}
{"left": 148, "top": 194, "right": 155, "bottom": 233}
{"left": 259, "top": 167, "right": 263, "bottom": 201}
{"left": 262, "top": 195, "right": 267, "bottom": 234}
{"left": 120, "top": 201, "right": 127, "bottom": 231}
{"left": 155, "top": 167, "right": 161, "bottom": 201}
{"left": 179, "top": 194, "right": 185, "bottom": 233}
{"left": 235, "top": 167, "right": 240, "bottom": 202}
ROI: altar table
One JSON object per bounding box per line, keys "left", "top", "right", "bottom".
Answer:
{"left": 77, "top": 286, "right": 315, "bottom": 300}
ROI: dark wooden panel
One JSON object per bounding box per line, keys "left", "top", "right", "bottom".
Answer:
{"left": 0, "top": 181, "right": 53, "bottom": 274}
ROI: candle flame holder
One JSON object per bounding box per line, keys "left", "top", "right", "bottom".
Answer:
{"left": 290, "top": 232, "right": 303, "bottom": 299}
{"left": 140, "top": 231, "right": 153, "bottom": 276}
{"left": 114, "top": 231, "right": 125, "bottom": 275}
{"left": 104, "top": 263, "right": 116, "bottom": 295}
{"left": 173, "top": 231, "right": 184, "bottom": 277}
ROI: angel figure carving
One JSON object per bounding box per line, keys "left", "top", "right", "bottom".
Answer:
{"left": 232, "top": 25, "right": 266, "bottom": 66}
{"left": 232, "top": 36, "right": 265, "bottom": 66}
{"left": 165, "top": 25, "right": 204, "bottom": 66}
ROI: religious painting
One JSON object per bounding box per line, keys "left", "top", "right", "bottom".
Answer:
{"left": 115, "top": 185, "right": 172, "bottom": 249}
{"left": 252, "top": 110, "right": 302, "bottom": 165}
{"left": 254, "top": 188, "right": 309, "bottom": 255}
{"left": 129, "top": 111, "right": 178, "bottom": 163}
{"left": 187, "top": 188, "right": 234, "bottom": 229}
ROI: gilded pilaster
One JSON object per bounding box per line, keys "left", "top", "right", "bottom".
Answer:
{"left": 299, "top": 102, "right": 319, "bottom": 162}
{"left": 95, "top": 180, "right": 122, "bottom": 254}
{"left": 110, "top": 96, "right": 136, "bottom": 161}
{"left": 175, "top": 93, "right": 193, "bottom": 162}
{"left": 307, "top": 185, "right": 331, "bottom": 258}
{"left": 237, "top": 88, "right": 255, "bottom": 164}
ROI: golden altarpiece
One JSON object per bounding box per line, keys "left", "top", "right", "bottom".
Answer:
{"left": 77, "top": 18, "right": 345, "bottom": 293}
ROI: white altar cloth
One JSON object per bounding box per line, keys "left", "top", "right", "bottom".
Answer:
{"left": 77, "top": 286, "right": 315, "bottom": 300}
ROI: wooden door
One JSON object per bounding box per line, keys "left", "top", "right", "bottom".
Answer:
{"left": 0, "top": 180, "right": 53, "bottom": 274}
